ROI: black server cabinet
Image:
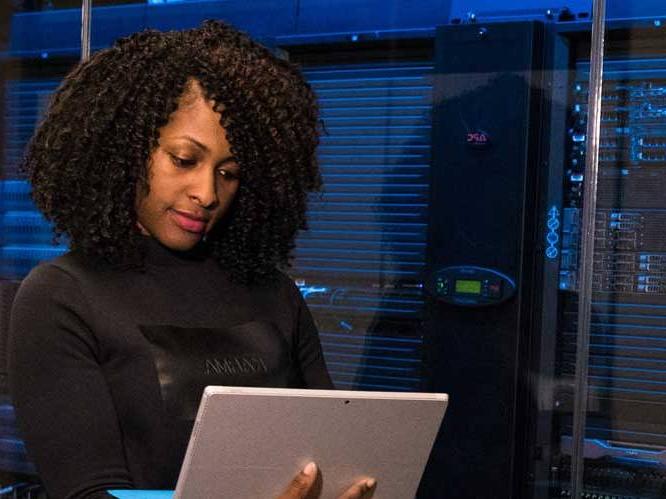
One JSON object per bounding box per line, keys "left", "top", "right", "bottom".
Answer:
{"left": 419, "top": 22, "right": 550, "bottom": 499}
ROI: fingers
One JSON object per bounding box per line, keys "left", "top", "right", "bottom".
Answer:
{"left": 337, "top": 478, "right": 377, "bottom": 499}
{"left": 277, "top": 462, "right": 319, "bottom": 499}
{"left": 276, "top": 463, "right": 376, "bottom": 499}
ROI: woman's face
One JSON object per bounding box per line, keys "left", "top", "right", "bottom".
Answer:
{"left": 136, "top": 83, "right": 240, "bottom": 251}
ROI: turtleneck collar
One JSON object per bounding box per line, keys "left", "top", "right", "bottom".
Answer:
{"left": 139, "top": 235, "right": 211, "bottom": 267}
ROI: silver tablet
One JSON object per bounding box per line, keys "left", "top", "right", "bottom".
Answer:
{"left": 174, "top": 386, "right": 448, "bottom": 499}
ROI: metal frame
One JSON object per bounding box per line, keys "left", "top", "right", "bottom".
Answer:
{"left": 570, "top": 0, "right": 606, "bottom": 497}
{"left": 81, "top": 0, "right": 92, "bottom": 62}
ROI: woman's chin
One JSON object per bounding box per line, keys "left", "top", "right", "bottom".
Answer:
{"left": 154, "top": 231, "right": 204, "bottom": 252}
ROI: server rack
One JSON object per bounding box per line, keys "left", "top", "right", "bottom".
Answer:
{"left": 540, "top": 26, "right": 666, "bottom": 499}
{"left": 420, "top": 21, "right": 550, "bottom": 499}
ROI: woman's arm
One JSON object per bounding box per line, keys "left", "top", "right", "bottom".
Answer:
{"left": 8, "top": 264, "right": 133, "bottom": 499}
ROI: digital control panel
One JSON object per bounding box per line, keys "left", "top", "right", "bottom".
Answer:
{"left": 427, "top": 266, "right": 516, "bottom": 306}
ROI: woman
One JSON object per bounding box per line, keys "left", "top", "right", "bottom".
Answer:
{"left": 9, "top": 21, "right": 375, "bottom": 499}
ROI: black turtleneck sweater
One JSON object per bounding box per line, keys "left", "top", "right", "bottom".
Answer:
{"left": 8, "top": 239, "right": 332, "bottom": 499}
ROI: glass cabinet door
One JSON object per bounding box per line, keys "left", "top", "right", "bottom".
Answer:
{"left": 563, "top": 1, "right": 666, "bottom": 497}
{"left": 527, "top": 1, "right": 666, "bottom": 498}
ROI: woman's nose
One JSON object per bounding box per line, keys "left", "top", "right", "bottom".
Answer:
{"left": 187, "top": 168, "right": 218, "bottom": 208}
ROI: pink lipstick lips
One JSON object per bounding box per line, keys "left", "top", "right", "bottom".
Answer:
{"left": 170, "top": 209, "right": 208, "bottom": 234}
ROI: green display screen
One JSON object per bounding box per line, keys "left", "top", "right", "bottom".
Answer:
{"left": 455, "top": 279, "right": 482, "bottom": 294}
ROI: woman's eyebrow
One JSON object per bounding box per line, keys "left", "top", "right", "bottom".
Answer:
{"left": 219, "top": 157, "right": 239, "bottom": 167}
{"left": 176, "top": 135, "right": 210, "bottom": 153}
{"left": 173, "top": 136, "right": 236, "bottom": 164}
{"left": 174, "top": 135, "right": 236, "bottom": 164}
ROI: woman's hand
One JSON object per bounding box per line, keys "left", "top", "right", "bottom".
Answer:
{"left": 278, "top": 462, "right": 376, "bottom": 499}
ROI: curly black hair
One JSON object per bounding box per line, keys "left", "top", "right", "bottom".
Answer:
{"left": 24, "top": 20, "right": 321, "bottom": 283}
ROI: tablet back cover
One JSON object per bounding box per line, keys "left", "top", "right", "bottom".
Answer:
{"left": 174, "top": 387, "right": 447, "bottom": 499}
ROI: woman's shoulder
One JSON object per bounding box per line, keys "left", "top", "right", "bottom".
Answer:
{"left": 22, "top": 251, "right": 94, "bottom": 286}
{"left": 257, "top": 269, "right": 307, "bottom": 307}
{"left": 11, "top": 253, "right": 95, "bottom": 329}
{"left": 250, "top": 269, "right": 299, "bottom": 293}
{"left": 15, "top": 254, "right": 77, "bottom": 306}
{"left": 18, "top": 250, "right": 118, "bottom": 304}
{"left": 232, "top": 269, "right": 301, "bottom": 305}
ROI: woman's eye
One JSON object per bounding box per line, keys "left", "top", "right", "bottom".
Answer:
{"left": 169, "top": 154, "right": 197, "bottom": 168}
{"left": 218, "top": 168, "right": 240, "bottom": 181}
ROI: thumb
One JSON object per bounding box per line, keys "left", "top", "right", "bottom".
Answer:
{"left": 276, "top": 462, "right": 318, "bottom": 499}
